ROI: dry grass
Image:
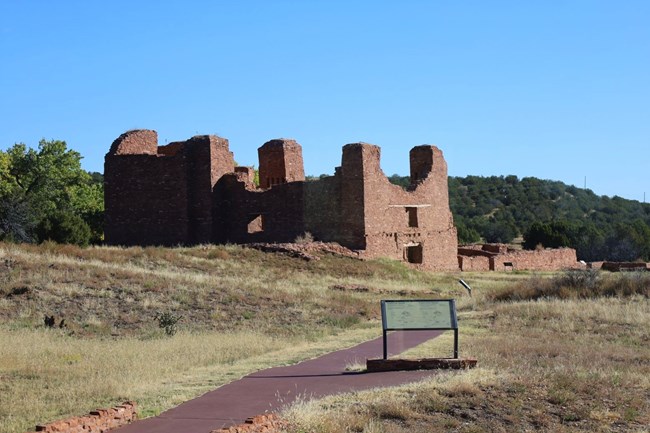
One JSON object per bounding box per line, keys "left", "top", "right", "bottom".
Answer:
{"left": 283, "top": 280, "right": 650, "bottom": 432}
{"left": 4, "top": 241, "right": 648, "bottom": 433}
{"left": 0, "top": 241, "right": 469, "bottom": 433}
{"left": 0, "top": 325, "right": 382, "bottom": 433}
{"left": 489, "top": 269, "right": 650, "bottom": 301}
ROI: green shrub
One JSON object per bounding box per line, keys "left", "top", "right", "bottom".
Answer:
{"left": 154, "top": 311, "right": 182, "bottom": 336}
{"left": 36, "top": 210, "right": 91, "bottom": 247}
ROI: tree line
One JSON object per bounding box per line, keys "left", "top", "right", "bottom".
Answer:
{"left": 1, "top": 140, "right": 648, "bottom": 262}
{"left": 0, "top": 140, "right": 103, "bottom": 246}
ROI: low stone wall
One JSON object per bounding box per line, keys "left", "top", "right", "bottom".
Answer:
{"left": 458, "top": 244, "right": 581, "bottom": 272}
{"left": 491, "top": 248, "right": 581, "bottom": 271}
{"left": 457, "top": 255, "right": 491, "bottom": 271}
{"left": 27, "top": 402, "right": 136, "bottom": 433}
{"left": 366, "top": 357, "right": 478, "bottom": 372}
{"left": 601, "top": 262, "right": 649, "bottom": 272}
{"left": 211, "top": 414, "right": 288, "bottom": 433}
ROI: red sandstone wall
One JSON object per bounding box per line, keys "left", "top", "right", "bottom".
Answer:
{"left": 303, "top": 175, "right": 343, "bottom": 242}
{"left": 104, "top": 152, "right": 190, "bottom": 246}
{"left": 458, "top": 255, "right": 491, "bottom": 271}
{"left": 26, "top": 402, "right": 136, "bottom": 433}
{"left": 105, "top": 130, "right": 234, "bottom": 246}
{"left": 213, "top": 174, "right": 305, "bottom": 244}
{"left": 185, "top": 135, "right": 234, "bottom": 244}
{"left": 458, "top": 244, "right": 582, "bottom": 272}
{"left": 105, "top": 131, "right": 460, "bottom": 271}
{"left": 258, "top": 139, "right": 305, "bottom": 189}
{"left": 211, "top": 414, "right": 287, "bottom": 433}
{"left": 457, "top": 247, "right": 493, "bottom": 258}
{"left": 490, "top": 248, "right": 581, "bottom": 271}
{"left": 339, "top": 143, "right": 458, "bottom": 270}
{"left": 338, "top": 143, "right": 371, "bottom": 250}
{"left": 109, "top": 130, "right": 157, "bottom": 155}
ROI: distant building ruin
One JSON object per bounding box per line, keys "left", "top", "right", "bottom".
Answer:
{"left": 104, "top": 130, "right": 459, "bottom": 271}
{"left": 457, "top": 244, "right": 581, "bottom": 271}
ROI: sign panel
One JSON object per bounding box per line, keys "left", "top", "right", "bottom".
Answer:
{"left": 382, "top": 299, "right": 456, "bottom": 330}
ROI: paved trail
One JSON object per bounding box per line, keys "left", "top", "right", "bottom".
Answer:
{"left": 113, "top": 330, "right": 442, "bottom": 433}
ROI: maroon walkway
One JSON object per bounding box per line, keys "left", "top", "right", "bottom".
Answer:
{"left": 113, "top": 330, "right": 442, "bottom": 433}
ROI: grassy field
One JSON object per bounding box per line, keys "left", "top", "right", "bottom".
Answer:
{"left": 0, "top": 241, "right": 467, "bottom": 433}
{"left": 0, "top": 241, "right": 648, "bottom": 432}
{"left": 284, "top": 272, "right": 650, "bottom": 433}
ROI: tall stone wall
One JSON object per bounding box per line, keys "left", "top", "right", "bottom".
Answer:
{"left": 258, "top": 139, "right": 305, "bottom": 189}
{"left": 104, "top": 130, "right": 234, "bottom": 246}
{"left": 339, "top": 143, "right": 458, "bottom": 270}
{"left": 303, "top": 175, "right": 343, "bottom": 242}
{"left": 185, "top": 135, "right": 235, "bottom": 244}
{"left": 105, "top": 129, "right": 459, "bottom": 270}
{"left": 213, "top": 173, "right": 305, "bottom": 244}
{"left": 105, "top": 131, "right": 190, "bottom": 246}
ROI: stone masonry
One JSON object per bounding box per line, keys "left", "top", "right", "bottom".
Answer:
{"left": 457, "top": 244, "right": 581, "bottom": 271}
{"left": 26, "top": 401, "right": 136, "bottom": 433}
{"left": 105, "top": 130, "right": 459, "bottom": 271}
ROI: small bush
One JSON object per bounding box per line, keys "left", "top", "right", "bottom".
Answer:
{"left": 154, "top": 311, "right": 182, "bottom": 336}
{"left": 557, "top": 269, "right": 600, "bottom": 290}
{"left": 294, "top": 232, "right": 314, "bottom": 244}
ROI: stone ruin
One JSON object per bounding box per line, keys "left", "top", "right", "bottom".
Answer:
{"left": 104, "top": 130, "right": 459, "bottom": 271}
{"left": 457, "top": 244, "right": 581, "bottom": 271}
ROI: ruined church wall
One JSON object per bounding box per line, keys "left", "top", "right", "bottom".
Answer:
{"left": 105, "top": 130, "right": 234, "bottom": 246}
{"left": 258, "top": 139, "right": 305, "bottom": 189}
{"left": 105, "top": 130, "right": 460, "bottom": 271}
{"left": 184, "top": 136, "right": 234, "bottom": 244}
{"left": 303, "top": 175, "right": 343, "bottom": 243}
{"left": 104, "top": 153, "right": 190, "bottom": 246}
{"left": 213, "top": 175, "right": 305, "bottom": 244}
{"left": 341, "top": 143, "right": 458, "bottom": 270}
{"left": 338, "top": 144, "right": 370, "bottom": 250}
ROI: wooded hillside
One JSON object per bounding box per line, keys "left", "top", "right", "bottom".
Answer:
{"left": 389, "top": 174, "right": 650, "bottom": 262}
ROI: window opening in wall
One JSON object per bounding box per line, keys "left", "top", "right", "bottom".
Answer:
{"left": 406, "top": 207, "right": 418, "bottom": 228}
{"left": 404, "top": 243, "right": 423, "bottom": 264}
{"left": 248, "top": 214, "right": 264, "bottom": 234}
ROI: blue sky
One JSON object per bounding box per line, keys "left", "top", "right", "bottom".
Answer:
{"left": 1, "top": 1, "right": 648, "bottom": 200}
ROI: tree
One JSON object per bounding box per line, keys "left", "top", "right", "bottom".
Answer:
{"left": 36, "top": 210, "right": 92, "bottom": 247}
{"left": 605, "top": 220, "right": 650, "bottom": 261}
{"left": 523, "top": 221, "right": 572, "bottom": 250}
{"left": 482, "top": 219, "right": 517, "bottom": 243}
{"left": 0, "top": 191, "right": 35, "bottom": 242}
{"left": 456, "top": 222, "right": 481, "bottom": 244}
{"left": 0, "top": 139, "right": 103, "bottom": 245}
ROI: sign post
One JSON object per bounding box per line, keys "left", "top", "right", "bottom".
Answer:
{"left": 380, "top": 299, "right": 458, "bottom": 359}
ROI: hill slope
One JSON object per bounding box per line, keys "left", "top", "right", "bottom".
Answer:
{"left": 388, "top": 174, "right": 650, "bottom": 261}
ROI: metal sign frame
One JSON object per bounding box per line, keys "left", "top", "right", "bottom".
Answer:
{"left": 380, "top": 299, "right": 458, "bottom": 360}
